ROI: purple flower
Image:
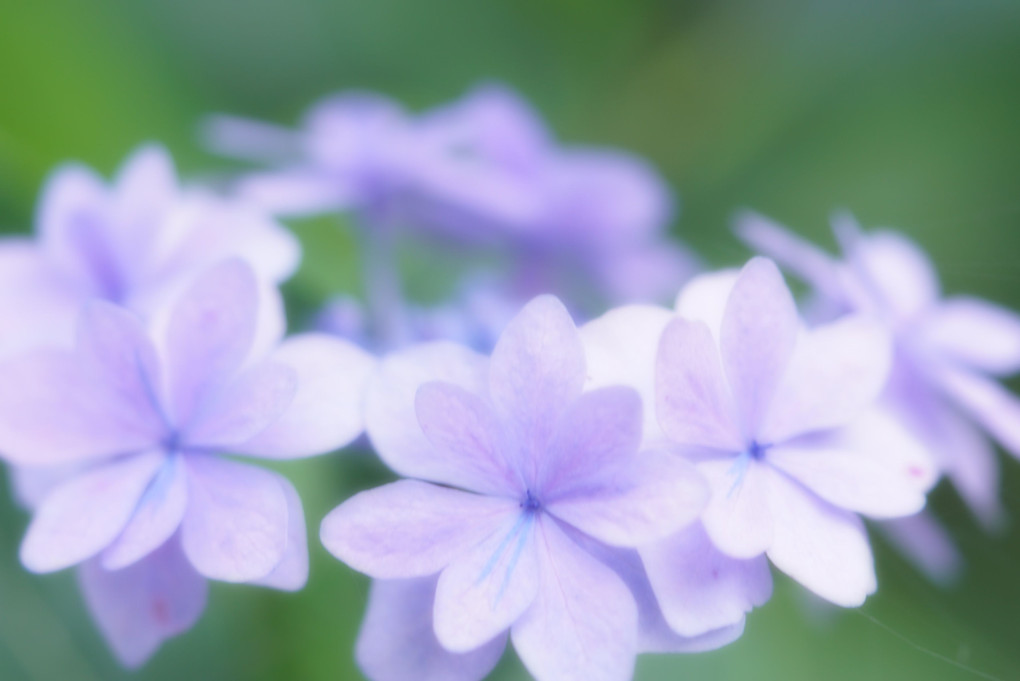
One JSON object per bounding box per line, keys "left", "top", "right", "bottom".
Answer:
{"left": 0, "top": 144, "right": 300, "bottom": 357}
{"left": 582, "top": 258, "right": 935, "bottom": 620}
{"left": 207, "top": 84, "right": 692, "bottom": 307}
{"left": 417, "top": 85, "right": 696, "bottom": 305}
{"left": 320, "top": 296, "right": 719, "bottom": 681}
{"left": 739, "top": 212, "right": 1020, "bottom": 531}
{"left": 0, "top": 260, "right": 374, "bottom": 666}
{"left": 206, "top": 91, "right": 436, "bottom": 220}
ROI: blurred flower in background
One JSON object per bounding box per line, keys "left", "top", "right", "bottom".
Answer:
{"left": 207, "top": 82, "right": 694, "bottom": 351}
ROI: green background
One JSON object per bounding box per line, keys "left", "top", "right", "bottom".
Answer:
{"left": 1, "top": 0, "right": 1019, "bottom": 679}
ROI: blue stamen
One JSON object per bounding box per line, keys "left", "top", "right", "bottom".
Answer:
{"left": 727, "top": 453, "right": 750, "bottom": 498}
{"left": 497, "top": 514, "right": 534, "bottom": 601}
{"left": 477, "top": 512, "right": 529, "bottom": 584}
{"left": 727, "top": 441, "right": 771, "bottom": 497}
{"left": 474, "top": 490, "right": 543, "bottom": 607}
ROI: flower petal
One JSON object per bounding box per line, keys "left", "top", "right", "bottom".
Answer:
{"left": 541, "top": 386, "right": 643, "bottom": 494}
{"left": 548, "top": 449, "right": 707, "bottom": 548}
{"left": 768, "top": 410, "right": 933, "bottom": 519}
{"left": 0, "top": 240, "right": 80, "bottom": 356}
{"left": 236, "top": 169, "right": 353, "bottom": 216}
{"left": 933, "top": 404, "right": 1004, "bottom": 529}
{"left": 0, "top": 301, "right": 168, "bottom": 467}
{"left": 879, "top": 513, "right": 962, "bottom": 585}
{"left": 920, "top": 297, "right": 1020, "bottom": 376}
{"left": 640, "top": 523, "right": 772, "bottom": 637}
{"left": 719, "top": 257, "right": 799, "bottom": 437}
{"left": 698, "top": 458, "right": 773, "bottom": 559}
{"left": 510, "top": 518, "right": 637, "bottom": 681}
{"left": 365, "top": 341, "right": 489, "bottom": 481}
{"left": 185, "top": 361, "right": 297, "bottom": 449}
{"left": 8, "top": 464, "right": 80, "bottom": 512}
{"left": 75, "top": 301, "right": 167, "bottom": 428}
{"left": 735, "top": 211, "right": 845, "bottom": 302}
{"left": 21, "top": 451, "right": 165, "bottom": 573}
{"left": 587, "top": 541, "right": 748, "bottom": 654}
{"left": 843, "top": 227, "right": 940, "bottom": 321}
{"left": 250, "top": 474, "right": 308, "bottom": 591}
{"left": 0, "top": 347, "right": 163, "bottom": 467}
{"left": 434, "top": 512, "right": 540, "bottom": 652}
{"left": 765, "top": 467, "right": 876, "bottom": 607}
{"left": 488, "top": 295, "right": 585, "bottom": 464}
{"left": 78, "top": 538, "right": 207, "bottom": 669}
{"left": 355, "top": 577, "right": 507, "bottom": 681}
{"left": 415, "top": 381, "right": 519, "bottom": 495}
{"left": 320, "top": 480, "right": 515, "bottom": 580}
{"left": 888, "top": 371, "right": 1003, "bottom": 527}
{"left": 579, "top": 304, "right": 674, "bottom": 443}
{"left": 239, "top": 334, "right": 375, "bottom": 458}
{"left": 157, "top": 194, "right": 301, "bottom": 285}
{"left": 113, "top": 144, "right": 178, "bottom": 226}
{"left": 935, "top": 367, "right": 1020, "bottom": 460}
{"left": 165, "top": 260, "right": 259, "bottom": 428}
{"left": 674, "top": 269, "right": 740, "bottom": 340}
{"left": 202, "top": 114, "right": 302, "bottom": 164}
{"left": 655, "top": 318, "right": 743, "bottom": 451}
{"left": 597, "top": 241, "right": 699, "bottom": 306}
{"left": 102, "top": 454, "right": 188, "bottom": 570}
{"left": 36, "top": 163, "right": 114, "bottom": 294}
{"left": 761, "top": 316, "right": 891, "bottom": 443}
{"left": 180, "top": 456, "right": 289, "bottom": 583}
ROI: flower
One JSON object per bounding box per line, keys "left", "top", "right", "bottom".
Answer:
{"left": 207, "top": 84, "right": 692, "bottom": 307}
{"left": 738, "top": 212, "right": 1020, "bottom": 531}
{"left": 0, "top": 260, "right": 374, "bottom": 666}
{"left": 320, "top": 295, "right": 718, "bottom": 681}
{"left": 581, "top": 258, "right": 935, "bottom": 622}
{"left": 205, "top": 91, "right": 437, "bottom": 220}
{"left": 0, "top": 144, "right": 300, "bottom": 357}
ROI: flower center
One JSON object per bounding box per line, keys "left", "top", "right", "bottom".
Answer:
{"left": 162, "top": 431, "right": 184, "bottom": 454}
{"left": 726, "top": 441, "right": 771, "bottom": 497}
{"left": 520, "top": 489, "right": 541, "bottom": 513}
{"left": 748, "top": 440, "right": 769, "bottom": 461}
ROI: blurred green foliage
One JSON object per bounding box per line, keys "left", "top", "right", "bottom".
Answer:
{"left": 1, "top": 0, "right": 1019, "bottom": 679}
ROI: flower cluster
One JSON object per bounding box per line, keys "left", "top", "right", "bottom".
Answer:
{"left": 0, "top": 84, "right": 1017, "bottom": 681}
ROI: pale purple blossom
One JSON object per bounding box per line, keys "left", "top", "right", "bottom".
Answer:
{"left": 205, "top": 87, "right": 536, "bottom": 233}
{"left": 320, "top": 295, "right": 726, "bottom": 681}
{"left": 0, "top": 260, "right": 374, "bottom": 666}
{"left": 207, "top": 84, "right": 693, "bottom": 307}
{"left": 739, "top": 213, "right": 1020, "bottom": 536}
{"left": 0, "top": 144, "right": 299, "bottom": 357}
{"left": 581, "top": 258, "right": 936, "bottom": 621}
